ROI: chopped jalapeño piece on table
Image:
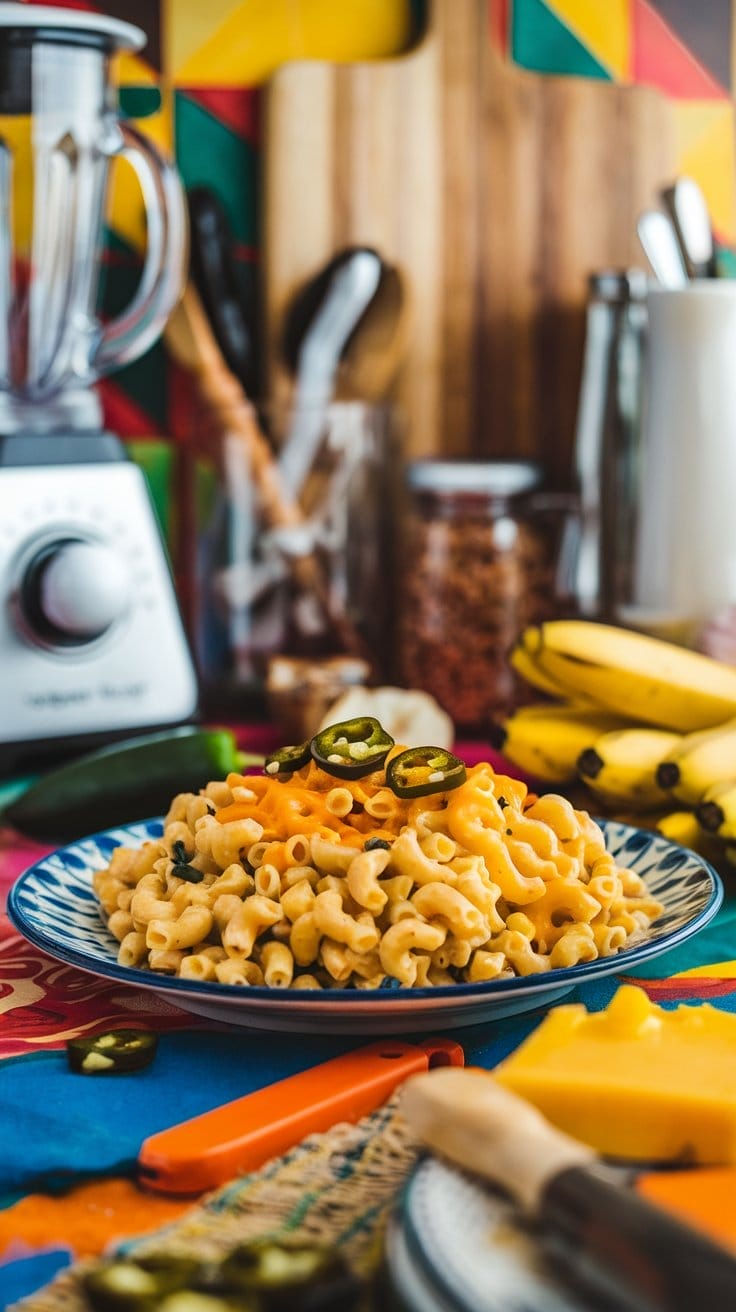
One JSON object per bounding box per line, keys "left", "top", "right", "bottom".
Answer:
{"left": 219, "top": 1240, "right": 363, "bottom": 1307}
{"left": 66, "top": 1029, "right": 158, "bottom": 1075}
{"left": 386, "top": 746, "right": 467, "bottom": 798}
{"left": 264, "top": 740, "right": 312, "bottom": 777}
{"left": 310, "top": 717, "right": 394, "bottom": 779}
{"left": 82, "top": 1254, "right": 205, "bottom": 1308}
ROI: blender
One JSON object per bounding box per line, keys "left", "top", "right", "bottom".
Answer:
{"left": 0, "top": 5, "right": 197, "bottom": 770}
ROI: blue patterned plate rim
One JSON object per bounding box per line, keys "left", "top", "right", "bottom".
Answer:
{"left": 6, "top": 816, "right": 723, "bottom": 1005}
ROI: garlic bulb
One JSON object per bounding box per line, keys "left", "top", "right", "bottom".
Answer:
{"left": 319, "top": 686, "right": 453, "bottom": 749}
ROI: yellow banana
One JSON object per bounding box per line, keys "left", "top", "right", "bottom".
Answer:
{"left": 594, "top": 803, "right": 722, "bottom": 865}
{"left": 654, "top": 810, "right": 701, "bottom": 846}
{"left": 489, "top": 703, "right": 626, "bottom": 784}
{"left": 597, "top": 805, "right": 673, "bottom": 828}
{"left": 520, "top": 621, "right": 736, "bottom": 732}
{"left": 576, "top": 728, "right": 682, "bottom": 810}
{"left": 655, "top": 718, "right": 736, "bottom": 805}
{"left": 655, "top": 810, "right": 725, "bottom": 865}
{"left": 509, "top": 640, "right": 580, "bottom": 702}
{"left": 695, "top": 777, "right": 736, "bottom": 840}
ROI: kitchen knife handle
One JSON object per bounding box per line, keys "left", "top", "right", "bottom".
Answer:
{"left": 139, "top": 1037, "right": 463, "bottom": 1195}
{"left": 543, "top": 1163, "right": 736, "bottom": 1312}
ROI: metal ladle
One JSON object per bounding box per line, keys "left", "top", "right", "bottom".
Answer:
{"left": 637, "top": 209, "right": 689, "bottom": 288}
{"left": 660, "top": 176, "right": 716, "bottom": 279}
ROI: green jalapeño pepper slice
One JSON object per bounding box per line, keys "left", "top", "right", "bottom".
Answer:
{"left": 386, "top": 746, "right": 467, "bottom": 799}
{"left": 264, "top": 740, "right": 312, "bottom": 778}
{"left": 67, "top": 1029, "right": 158, "bottom": 1075}
{"left": 82, "top": 1254, "right": 205, "bottom": 1310}
{"left": 219, "top": 1240, "right": 362, "bottom": 1309}
{"left": 310, "top": 717, "right": 395, "bottom": 779}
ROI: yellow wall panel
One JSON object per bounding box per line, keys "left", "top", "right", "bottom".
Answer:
{"left": 674, "top": 101, "right": 736, "bottom": 239}
{"left": 164, "top": 0, "right": 245, "bottom": 78}
{"left": 171, "top": 0, "right": 412, "bottom": 87}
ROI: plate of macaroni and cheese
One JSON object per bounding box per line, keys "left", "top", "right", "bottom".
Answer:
{"left": 8, "top": 725, "right": 723, "bottom": 1034}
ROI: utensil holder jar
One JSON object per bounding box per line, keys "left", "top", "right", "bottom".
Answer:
{"left": 178, "top": 400, "right": 393, "bottom": 715}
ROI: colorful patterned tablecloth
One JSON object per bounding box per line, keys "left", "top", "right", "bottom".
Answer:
{"left": 3, "top": 738, "right": 736, "bottom": 1309}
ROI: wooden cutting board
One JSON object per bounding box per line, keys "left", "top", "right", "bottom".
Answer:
{"left": 263, "top": 0, "right": 677, "bottom": 476}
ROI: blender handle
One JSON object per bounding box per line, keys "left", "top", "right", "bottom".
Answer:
{"left": 91, "top": 121, "right": 187, "bottom": 377}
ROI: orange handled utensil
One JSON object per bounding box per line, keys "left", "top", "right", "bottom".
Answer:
{"left": 138, "top": 1037, "right": 463, "bottom": 1195}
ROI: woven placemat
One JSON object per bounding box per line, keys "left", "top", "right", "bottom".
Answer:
{"left": 12, "top": 1093, "right": 418, "bottom": 1311}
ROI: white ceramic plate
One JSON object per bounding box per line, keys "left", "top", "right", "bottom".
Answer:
{"left": 386, "top": 1156, "right": 596, "bottom": 1311}
{"left": 7, "top": 818, "right": 722, "bottom": 1034}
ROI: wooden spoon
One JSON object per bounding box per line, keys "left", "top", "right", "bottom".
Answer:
{"left": 165, "top": 284, "right": 371, "bottom": 661}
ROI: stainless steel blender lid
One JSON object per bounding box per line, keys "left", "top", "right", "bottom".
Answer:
{"left": 0, "top": 4, "right": 144, "bottom": 52}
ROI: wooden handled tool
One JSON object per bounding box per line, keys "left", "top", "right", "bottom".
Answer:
{"left": 165, "top": 284, "right": 371, "bottom": 662}
{"left": 402, "top": 1067, "right": 736, "bottom": 1312}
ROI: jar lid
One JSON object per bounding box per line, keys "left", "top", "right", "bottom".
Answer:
{"left": 406, "top": 459, "right": 543, "bottom": 497}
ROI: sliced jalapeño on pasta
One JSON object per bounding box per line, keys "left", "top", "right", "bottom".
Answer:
{"left": 171, "top": 838, "right": 205, "bottom": 883}
{"left": 66, "top": 1029, "right": 158, "bottom": 1075}
{"left": 387, "top": 746, "right": 467, "bottom": 798}
{"left": 90, "top": 731, "right": 665, "bottom": 992}
{"left": 264, "top": 740, "right": 312, "bottom": 777}
{"left": 310, "top": 717, "right": 395, "bottom": 779}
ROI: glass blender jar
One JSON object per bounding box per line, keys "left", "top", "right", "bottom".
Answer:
{"left": 0, "top": 2, "right": 185, "bottom": 431}
{"left": 0, "top": 5, "right": 196, "bottom": 769}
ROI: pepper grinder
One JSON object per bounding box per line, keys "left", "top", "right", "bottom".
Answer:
{"left": 571, "top": 270, "right": 648, "bottom": 620}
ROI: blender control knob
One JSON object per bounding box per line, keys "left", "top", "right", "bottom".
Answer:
{"left": 22, "top": 539, "right": 131, "bottom": 643}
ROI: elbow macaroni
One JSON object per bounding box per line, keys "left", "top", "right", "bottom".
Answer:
{"left": 92, "top": 753, "right": 664, "bottom": 990}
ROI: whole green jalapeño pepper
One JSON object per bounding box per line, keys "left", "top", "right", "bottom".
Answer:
{"left": 310, "top": 717, "right": 395, "bottom": 779}
{"left": 2, "top": 727, "right": 263, "bottom": 842}
{"left": 386, "top": 746, "right": 467, "bottom": 799}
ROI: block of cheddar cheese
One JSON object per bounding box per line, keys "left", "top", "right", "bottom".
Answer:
{"left": 495, "top": 984, "right": 736, "bottom": 1164}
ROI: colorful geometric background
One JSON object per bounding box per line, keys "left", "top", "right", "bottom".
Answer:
{"left": 497, "top": 0, "right": 735, "bottom": 240}
{"left": 18, "top": 1, "right": 736, "bottom": 538}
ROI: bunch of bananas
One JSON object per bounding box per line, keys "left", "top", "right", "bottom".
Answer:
{"left": 492, "top": 620, "right": 736, "bottom": 869}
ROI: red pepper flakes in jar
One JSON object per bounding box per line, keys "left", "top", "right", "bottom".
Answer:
{"left": 397, "top": 460, "right": 563, "bottom": 732}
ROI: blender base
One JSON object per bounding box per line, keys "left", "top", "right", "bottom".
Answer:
{"left": 0, "top": 431, "right": 198, "bottom": 771}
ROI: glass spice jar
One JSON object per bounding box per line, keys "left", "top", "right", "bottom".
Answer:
{"left": 397, "top": 460, "right": 568, "bottom": 731}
